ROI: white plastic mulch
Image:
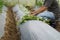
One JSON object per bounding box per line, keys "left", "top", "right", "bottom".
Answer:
{"left": 19, "top": 20, "right": 60, "bottom": 40}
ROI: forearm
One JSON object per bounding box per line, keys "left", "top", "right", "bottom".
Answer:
{"left": 31, "top": 6, "right": 48, "bottom": 16}
{"left": 35, "top": 6, "right": 47, "bottom": 14}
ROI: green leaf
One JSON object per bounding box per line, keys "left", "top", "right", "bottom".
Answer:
{"left": 20, "top": 15, "right": 50, "bottom": 24}
{"left": 0, "top": 0, "right": 3, "bottom": 13}
{"left": 36, "top": 0, "right": 43, "bottom": 6}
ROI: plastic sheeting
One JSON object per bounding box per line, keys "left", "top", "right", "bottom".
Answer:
{"left": 0, "top": 12, "right": 6, "bottom": 38}
{"left": 19, "top": 20, "right": 60, "bottom": 40}
{"left": 0, "top": 6, "right": 7, "bottom": 38}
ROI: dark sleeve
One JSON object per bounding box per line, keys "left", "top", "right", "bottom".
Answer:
{"left": 44, "top": 0, "right": 54, "bottom": 7}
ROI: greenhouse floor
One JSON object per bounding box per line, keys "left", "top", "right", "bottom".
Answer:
{"left": 55, "top": 22, "right": 60, "bottom": 32}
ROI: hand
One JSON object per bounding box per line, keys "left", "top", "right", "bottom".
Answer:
{"left": 30, "top": 11, "right": 38, "bottom": 16}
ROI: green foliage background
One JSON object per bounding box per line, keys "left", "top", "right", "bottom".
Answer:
{"left": 0, "top": 0, "right": 3, "bottom": 13}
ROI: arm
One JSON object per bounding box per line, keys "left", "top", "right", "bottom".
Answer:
{"left": 31, "top": 0, "right": 54, "bottom": 16}
{"left": 31, "top": 6, "right": 47, "bottom": 15}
